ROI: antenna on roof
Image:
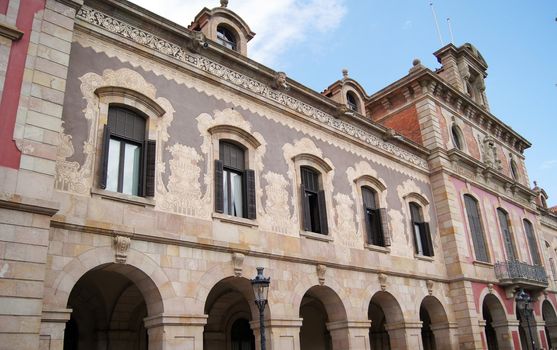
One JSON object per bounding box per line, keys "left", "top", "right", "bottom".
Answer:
{"left": 447, "top": 17, "right": 455, "bottom": 44}
{"left": 429, "top": 2, "right": 444, "bottom": 46}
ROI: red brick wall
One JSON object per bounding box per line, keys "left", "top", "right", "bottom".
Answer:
{"left": 381, "top": 105, "right": 423, "bottom": 145}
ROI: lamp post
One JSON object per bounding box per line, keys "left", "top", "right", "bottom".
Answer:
{"left": 516, "top": 288, "right": 536, "bottom": 350}
{"left": 251, "top": 267, "right": 270, "bottom": 350}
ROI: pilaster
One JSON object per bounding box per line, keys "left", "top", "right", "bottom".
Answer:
{"left": 384, "top": 321, "right": 423, "bottom": 350}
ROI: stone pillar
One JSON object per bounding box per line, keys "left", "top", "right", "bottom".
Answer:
{"left": 143, "top": 314, "right": 207, "bottom": 350}
{"left": 535, "top": 320, "right": 548, "bottom": 350}
{"left": 257, "top": 318, "right": 302, "bottom": 350}
{"left": 492, "top": 319, "right": 518, "bottom": 350}
{"left": 327, "top": 320, "right": 371, "bottom": 350}
{"left": 430, "top": 322, "right": 459, "bottom": 350}
{"left": 325, "top": 320, "right": 352, "bottom": 350}
{"left": 39, "top": 308, "right": 72, "bottom": 350}
{"left": 384, "top": 321, "right": 423, "bottom": 350}
{"left": 546, "top": 320, "right": 557, "bottom": 349}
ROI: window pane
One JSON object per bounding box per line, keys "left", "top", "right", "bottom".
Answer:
{"left": 223, "top": 170, "right": 229, "bottom": 214}
{"left": 106, "top": 139, "right": 121, "bottom": 192}
{"left": 122, "top": 143, "right": 140, "bottom": 195}
{"left": 231, "top": 172, "right": 243, "bottom": 217}
{"left": 414, "top": 223, "right": 423, "bottom": 255}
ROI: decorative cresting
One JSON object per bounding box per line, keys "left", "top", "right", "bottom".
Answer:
{"left": 316, "top": 264, "right": 326, "bottom": 285}
{"left": 197, "top": 108, "right": 266, "bottom": 218}
{"left": 55, "top": 68, "right": 174, "bottom": 195}
{"left": 232, "top": 252, "right": 244, "bottom": 277}
{"left": 283, "top": 138, "right": 335, "bottom": 236}
{"left": 114, "top": 235, "right": 131, "bottom": 263}
{"left": 76, "top": 6, "right": 428, "bottom": 170}
{"left": 346, "top": 161, "right": 389, "bottom": 248}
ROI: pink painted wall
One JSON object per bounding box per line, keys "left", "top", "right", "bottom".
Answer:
{"left": 451, "top": 177, "right": 540, "bottom": 266}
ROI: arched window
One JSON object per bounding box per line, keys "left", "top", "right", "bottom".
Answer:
{"left": 510, "top": 158, "right": 519, "bottom": 180}
{"left": 217, "top": 25, "right": 237, "bottom": 51}
{"left": 523, "top": 219, "right": 541, "bottom": 265}
{"left": 215, "top": 141, "right": 255, "bottom": 219}
{"left": 100, "top": 106, "right": 155, "bottom": 197}
{"left": 410, "top": 202, "right": 433, "bottom": 256}
{"left": 300, "top": 166, "right": 328, "bottom": 234}
{"left": 346, "top": 91, "right": 358, "bottom": 112}
{"left": 497, "top": 208, "right": 516, "bottom": 260}
{"left": 362, "top": 186, "right": 388, "bottom": 246}
{"left": 463, "top": 195, "right": 489, "bottom": 262}
{"left": 451, "top": 124, "right": 464, "bottom": 150}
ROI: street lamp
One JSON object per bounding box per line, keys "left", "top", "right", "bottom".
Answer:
{"left": 251, "top": 267, "right": 270, "bottom": 350}
{"left": 516, "top": 288, "right": 536, "bottom": 350}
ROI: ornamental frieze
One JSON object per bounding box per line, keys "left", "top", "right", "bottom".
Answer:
{"left": 76, "top": 6, "right": 428, "bottom": 170}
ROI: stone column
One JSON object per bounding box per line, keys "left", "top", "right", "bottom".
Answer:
{"left": 327, "top": 320, "right": 371, "bottom": 350}
{"left": 520, "top": 318, "right": 541, "bottom": 350}
{"left": 491, "top": 319, "right": 518, "bottom": 350}
{"left": 546, "top": 320, "right": 557, "bottom": 349}
{"left": 39, "top": 308, "right": 72, "bottom": 350}
{"left": 143, "top": 314, "right": 207, "bottom": 350}
{"left": 254, "top": 317, "right": 302, "bottom": 350}
{"left": 430, "top": 321, "right": 459, "bottom": 350}
{"left": 384, "top": 321, "right": 423, "bottom": 350}
{"left": 535, "top": 320, "right": 548, "bottom": 350}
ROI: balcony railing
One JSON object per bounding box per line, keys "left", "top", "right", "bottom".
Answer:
{"left": 494, "top": 260, "right": 548, "bottom": 287}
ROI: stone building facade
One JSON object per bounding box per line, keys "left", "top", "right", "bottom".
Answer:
{"left": 0, "top": 0, "right": 554, "bottom": 349}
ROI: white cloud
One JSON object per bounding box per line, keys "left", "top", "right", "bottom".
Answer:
{"left": 541, "top": 160, "right": 557, "bottom": 169}
{"left": 128, "top": 0, "right": 347, "bottom": 66}
{"left": 402, "top": 20, "right": 412, "bottom": 30}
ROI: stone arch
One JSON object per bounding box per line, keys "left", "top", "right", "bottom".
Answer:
{"left": 63, "top": 260, "right": 166, "bottom": 350}
{"left": 46, "top": 247, "right": 173, "bottom": 315}
{"left": 203, "top": 276, "right": 267, "bottom": 350}
{"left": 369, "top": 291, "right": 404, "bottom": 350}
{"left": 482, "top": 293, "right": 513, "bottom": 350}
{"left": 543, "top": 299, "right": 557, "bottom": 348}
{"left": 299, "top": 285, "right": 349, "bottom": 350}
{"left": 419, "top": 296, "right": 452, "bottom": 350}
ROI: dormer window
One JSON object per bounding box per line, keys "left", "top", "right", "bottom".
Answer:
{"left": 217, "top": 25, "right": 237, "bottom": 51}
{"left": 346, "top": 92, "right": 358, "bottom": 112}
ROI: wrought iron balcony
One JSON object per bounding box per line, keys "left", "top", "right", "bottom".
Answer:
{"left": 494, "top": 260, "right": 548, "bottom": 288}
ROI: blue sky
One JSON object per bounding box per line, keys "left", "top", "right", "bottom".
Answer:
{"left": 131, "top": 0, "right": 556, "bottom": 205}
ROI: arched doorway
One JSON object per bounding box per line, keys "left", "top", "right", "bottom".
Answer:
{"left": 299, "top": 285, "right": 348, "bottom": 350}
{"left": 420, "top": 305, "right": 436, "bottom": 350}
{"left": 64, "top": 263, "right": 163, "bottom": 350}
{"left": 369, "top": 292, "right": 403, "bottom": 350}
{"left": 204, "top": 277, "right": 261, "bottom": 350}
{"left": 482, "top": 293, "right": 512, "bottom": 350}
{"left": 419, "top": 296, "right": 452, "bottom": 350}
{"left": 543, "top": 300, "right": 557, "bottom": 349}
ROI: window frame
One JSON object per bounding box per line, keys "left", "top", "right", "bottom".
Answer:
{"left": 292, "top": 153, "right": 334, "bottom": 238}
{"left": 409, "top": 201, "right": 434, "bottom": 257}
{"left": 209, "top": 124, "right": 261, "bottom": 223}
{"left": 463, "top": 194, "right": 490, "bottom": 263}
{"left": 523, "top": 219, "right": 541, "bottom": 266}
{"left": 300, "top": 166, "right": 327, "bottom": 234}
{"left": 103, "top": 106, "right": 147, "bottom": 196}
{"left": 451, "top": 124, "right": 464, "bottom": 151}
{"left": 346, "top": 91, "right": 359, "bottom": 112}
{"left": 496, "top": 208, "right": 518, "bottom": 261}
{"left": 216, "top": 24, "right": 238, "bottom": 51}
{"left": 94, "top": 87, "right": 164, "bottom": 201}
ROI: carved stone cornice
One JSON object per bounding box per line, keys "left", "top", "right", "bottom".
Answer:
{"left": 0, "top": 195, "right": 59, "bottom": 216}
{"left": 366, "top": 70, "right": 530, "bottom": 154}
{"left": 75, "top": 6, "right": 428, "bottom": 170}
